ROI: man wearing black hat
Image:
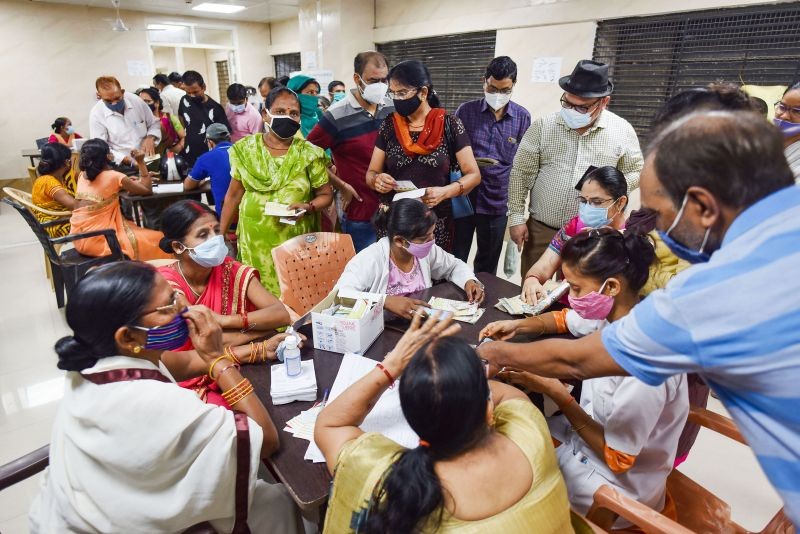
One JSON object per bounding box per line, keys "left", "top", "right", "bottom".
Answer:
{"left": 507, "top": 59, "right": 643, "bottom": 279}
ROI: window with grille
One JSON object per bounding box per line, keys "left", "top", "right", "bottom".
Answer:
{"left": 274, "top": 52, "right": 302, "bottom": 79}
{"left": 593, "top": 3, "right": 800, "bottom": 136}
{"left": 216, "top": 60, "right": 230, "bottom": 106}
{"left": 377, "top": 31, "right": 497, "bottom": 112}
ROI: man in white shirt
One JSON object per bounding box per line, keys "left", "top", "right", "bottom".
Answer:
{"left": 153, "top": 72, "right": 186, "bottom": 116}
{"left": 89, "top": 76, "right": 160, "bottom": 168}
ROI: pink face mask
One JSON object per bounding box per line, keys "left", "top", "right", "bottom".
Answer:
{"left": 568, "top": 280, "right": 614, "bottom": 320}
{"left": 405, "top": 238, "right": 435, "bottom": 259}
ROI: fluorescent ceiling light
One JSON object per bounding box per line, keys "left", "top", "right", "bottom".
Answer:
{"left": 192, "top": 2, "right": 245, "bottom": 13}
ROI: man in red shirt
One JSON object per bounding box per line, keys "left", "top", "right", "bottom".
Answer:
{"left": 307, "top": 51, "right": 394, "bottom": 251}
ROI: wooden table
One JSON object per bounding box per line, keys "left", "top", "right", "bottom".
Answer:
{"left": 241, "top": 272, "right": 524, "bottom": 511}
{"left": 120, "top": 182, "right": 211, "bottom": 227}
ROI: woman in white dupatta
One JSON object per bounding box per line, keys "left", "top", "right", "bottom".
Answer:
{"left": 29, "top": 262, "right": 303, "bottom": 534}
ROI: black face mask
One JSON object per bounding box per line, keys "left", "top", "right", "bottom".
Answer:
{"left": 146, "top": 103, "right": 156, "bottom": 112}
{"left": 393, "top": 95, "right": 423, "bottom": 117}
{"left": 188, "top": 95, "right": 204, "bottom": 105}
{"left": 267, "top": 114, "right": 301, "bottom": 139}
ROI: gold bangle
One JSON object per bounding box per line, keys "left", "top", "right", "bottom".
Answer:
{"left": 571, "top": 420, "right": 590, "bottom": 433}
{"left": 261, "top": 340, "right": 270, "bottom": 362}
{"left": 228, "top": 385, "right": 254, "bottom": 407}
{"left": 224, "top": 345, "right": 239, "bottom": 365}
{"left": 222, "top": 377, "right": 249, "bottom": 400}
{"left": 208, "top": 355, "right": 233, "bottom": 380}
{"left": 223, "top": 382, "right": 253, "bottom": 405}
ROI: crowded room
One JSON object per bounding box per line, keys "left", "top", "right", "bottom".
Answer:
{"left": 2, "top": 0, "right": 800, "bottom": 532}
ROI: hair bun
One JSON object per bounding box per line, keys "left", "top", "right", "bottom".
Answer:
{"left": 158, "top": 236, "right": 175, "bottom": 254}
{"left": 55, "top": 336, "right": 98, "bottom": 372}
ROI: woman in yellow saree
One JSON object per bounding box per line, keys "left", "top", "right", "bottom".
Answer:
{"left": 69, "top": 139, "right": 171, "bottom": 261}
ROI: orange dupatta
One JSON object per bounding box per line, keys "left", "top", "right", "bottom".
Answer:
{"left": 391, "top": 107, "right": 447, "bottom": 157}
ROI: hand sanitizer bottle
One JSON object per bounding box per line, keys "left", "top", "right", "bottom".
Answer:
{"left": 283, "top": 335, "right": 301, "bottom": 377}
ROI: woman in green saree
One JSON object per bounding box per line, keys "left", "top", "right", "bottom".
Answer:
{"left": 220, "top": 87, "right": 333, "bottom": 296}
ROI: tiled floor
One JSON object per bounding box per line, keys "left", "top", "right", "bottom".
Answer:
{"left": 0, "top": 203, "right": 784, "bottom": 532}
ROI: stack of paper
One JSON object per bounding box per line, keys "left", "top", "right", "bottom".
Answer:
{"left": 270, "top": 360, "right": 317, "bottom": 405}
{"left": 305, "top": 354, "right": 418, "bottom": 463}
{"left": 284, "top": 404, "right": 322, "bottom": 441}
{"left": 496, "top": 280, "right": 570, "bottom": 316}
{"left": 427, "top": 296, "right": 485, "bottom": 324}
{"left": 495, "top": 295, "right": 534, "bottom": 316}
{"left": 264, "top": 202, "right": 306, "bottom": 218}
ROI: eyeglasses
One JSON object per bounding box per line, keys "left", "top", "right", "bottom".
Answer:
{"left": 560, "top": 94, "right": 602, "bottom": 115}
{"left": 388, "top": 88, "right": 419, "bottom": 100}
{"left": 576, "top": 195, "right": 616, "bottom": 208}
{"left": 138, "top": 290, "right": 182, "bottom": 317}
{"left": 774, "top": 101, "right": 800, "bottom": 116}
{"left": 485, "top": 83, "right": 513, "bottom": 95}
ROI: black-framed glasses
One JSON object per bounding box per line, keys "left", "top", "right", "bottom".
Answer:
{"left": 560, "top": 94, "right": 602, "bottom": 115}
{"left": 484, "top": 83, "right": 513, "bottom": 95}
{"left": 774, "top": 101, "right": 800, "bottom": 116}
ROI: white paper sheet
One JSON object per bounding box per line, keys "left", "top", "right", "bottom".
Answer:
{"left": 153, "top": 183, "right": 183, "bottom": 194}
{"left": 305, "top": 353, "right": 418, "bottom": 463}
{"left": 392, "top": 188, "right": 425, "bottom": 202}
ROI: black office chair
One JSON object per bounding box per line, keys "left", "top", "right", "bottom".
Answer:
{"left": 35, "top": 137, "right": 49, "bottom": 150}
{"left": 2, "top": 197, "right": 126, "bottom": 308}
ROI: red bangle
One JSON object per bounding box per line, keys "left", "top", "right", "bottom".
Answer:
{"left": 241, "top": 312, "right": 249, "bottom": 331}
{"left": 376, "top": 363, "right": 395, "bottom": 388}
{"left": 524, "top": 274, "right": 540, "bottom": 282}
{"left": 557, "top": 395, "right": 576, "bottom": 411}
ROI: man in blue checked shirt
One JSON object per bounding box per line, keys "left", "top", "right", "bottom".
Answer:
{"left": 479, "top": 110, "right": 800, "bottom": 526}
{"left": 453, "top": 57, "right": 531, "bottom": 274}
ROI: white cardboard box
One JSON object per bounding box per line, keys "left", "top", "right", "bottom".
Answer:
{"left": 310, "top": 289, "right": 384, "bottom": 354}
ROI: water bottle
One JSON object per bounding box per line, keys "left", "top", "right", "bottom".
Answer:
{"left": 283, "top": 335, "right": 302, "bottom": 377}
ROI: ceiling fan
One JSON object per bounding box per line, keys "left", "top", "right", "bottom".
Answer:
{"left": 105, "top": 0, "right": 167, "bottom": 32}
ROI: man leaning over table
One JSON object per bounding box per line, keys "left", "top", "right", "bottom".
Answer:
{"left": 506, "top": 60, "right": 643, "bottom": 276}
{"left": 90, "top": 76, "right": 161, "bottom": 173}
{"left": 480, "top": 110, "right": 800, "bottom": 527}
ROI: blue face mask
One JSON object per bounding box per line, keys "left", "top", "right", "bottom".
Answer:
{"left": 578, "top": 202, "right": 613, "bottom": 228}
{"left": 132, "top": 312, "right": 190, "bottom": 351}
{"left": 657, "top": 194, "right": 712, "bottom": 264}
{"left": 230, "top": 103, "right": 246, "bottom": 114}
{"left": 65, "top": 125, "right": 75, "bottom": 135}
{"left": 105, "top": 100, "right": 125, "bottom": 113}
{"left": 332, "top": 92, "right": 346, "bottom": 102}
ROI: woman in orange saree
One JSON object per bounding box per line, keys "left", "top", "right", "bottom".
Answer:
{"left": 157, "top": 200, "right": 291, "bottom": 407}
{"left": 69, "top": 139, "right": 171, "bottom": 261}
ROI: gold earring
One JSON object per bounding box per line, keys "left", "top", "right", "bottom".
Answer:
{"left": 133, "top": 345, "right": 142, "bottom": 354}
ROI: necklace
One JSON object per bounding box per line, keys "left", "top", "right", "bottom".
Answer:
{"left": 176, "top": 261, "right": 202, "bottom": 297}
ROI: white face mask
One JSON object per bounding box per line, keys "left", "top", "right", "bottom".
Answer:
{"left": 358, "top": 76, "right": 388, "bottom": 105}
{"left": 485, "top": 92, "right": 511, "bottom": 110}
{"left": 181, "top": 234, "right": 228, "bottom": 268}
{"left": 560, "top": 107, "right": 595, "bottom": 130}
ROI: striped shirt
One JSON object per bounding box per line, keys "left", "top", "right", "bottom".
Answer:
{"left": 506, "top": 110, "right": 643, "bottom": 229}
{"left": 601, "top": 185, "right": 800, "bottom": 526}
{"left": 786, "top": 139, "right": 800, "bottom": 184}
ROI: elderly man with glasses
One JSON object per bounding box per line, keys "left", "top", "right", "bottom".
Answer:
{"left": 506, "top": 60, "right": 644, "bottom": 276}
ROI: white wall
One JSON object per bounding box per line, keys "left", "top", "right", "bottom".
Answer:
{"left": 0, "top": 0, "right": 269, "bottom": 180}
{"left": 270, "top": 17, "right": 301, "bottom": 58}
{"left": 495, "top": 22, "right": 597, "bottom": 120}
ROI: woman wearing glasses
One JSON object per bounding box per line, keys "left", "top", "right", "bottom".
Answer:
{"left": 520, "top": 166, "right": 627, "bottom": 304}
{"left": 29, "top": 262, "right": 303, "bottom": 533}
{"left": 773, "top": 81, "right": 800, "bottom": 182}
{"left": 366, "top": 60, "right": 481, "bottom": 252}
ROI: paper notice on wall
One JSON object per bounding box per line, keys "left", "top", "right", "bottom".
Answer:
{"left": 127, "top": 60, "right": 150, "bottom": 77}
{"left": 302, "top": 51, "right": 317, "bottom": 69}
{"left": 531, "top": 57, "right": 562, "bottom": 84}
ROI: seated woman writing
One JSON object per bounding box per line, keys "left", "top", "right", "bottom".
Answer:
{"left": 335, "top": 198, "right": 484, "bottom": 319}
{"left": 521, "top": 166, "right": 628, "bottom": 304}
{"left": 315, "top": 312, "right": 574, "bottom": 533}
{"left": 29, "top": 262, "right": 302, "bottom": 533}
{"left": 480, "top": 228, "right": 688, "bottom": 527}
{"left": 158, "top": 200, "right": 291, "bottom": 406}
{"left": 69, "top": 139, "right": 171, "bottom": 261}
{"left": 32, "top": 142, "right": 77, "bottom": 237}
